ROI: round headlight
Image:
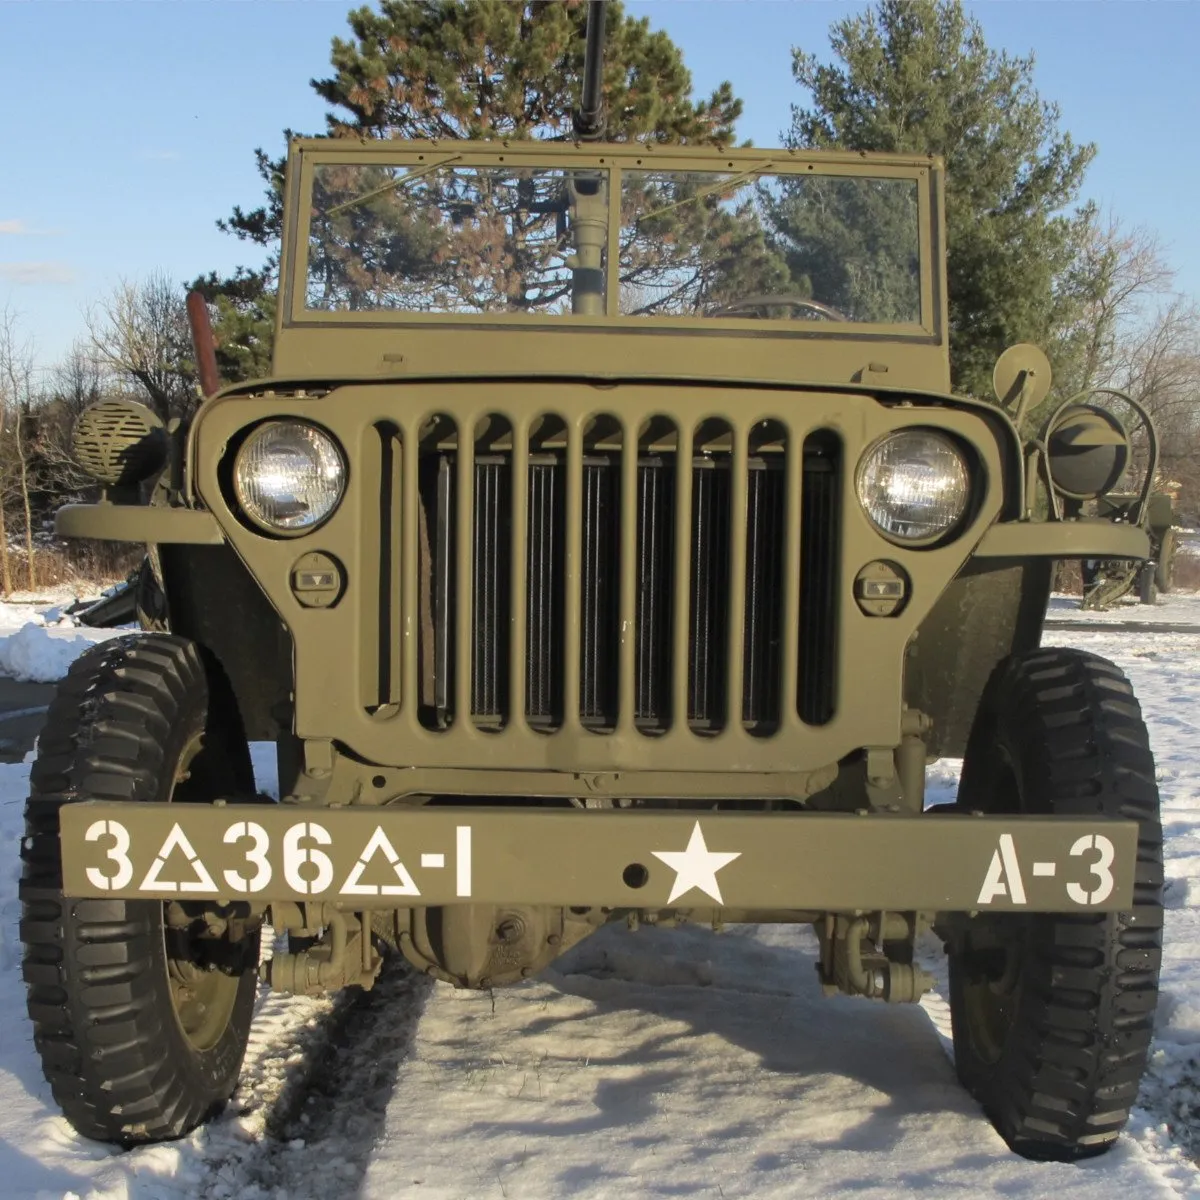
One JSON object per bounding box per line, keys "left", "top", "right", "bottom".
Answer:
{"left": 233, "top": 421, "right": 346, "bottom": 533}
{"left": 857, "top": 431, "right": 970, "bottom": 542}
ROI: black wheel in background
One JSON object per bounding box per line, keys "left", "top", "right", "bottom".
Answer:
{"left": 19, "top": 634, "right": 259, "bottom": 1145}
{"left": 1138, "top": 561, "right": 1159, "bottom": 605}
{"left": 948, "top": 647, "right": 1163, "bottom": 1161}
{"left": 1155, "top": 529, "right": 1175, "bottom": 594}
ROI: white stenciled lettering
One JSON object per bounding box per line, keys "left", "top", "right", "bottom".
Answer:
{"left": 1066, "top": 833, "right": 1116, "bottom": 905}
{"left": 84, "top": 819, "right": 133, "bottom": 891}
{"left": 456, "top": 826, "right": 473, "bottom": 897}
{"left": 140, "top": 824, "right": 217, "bottom": 894}
{"left": 282, "top": 822, "right": 334, "bottom": 895}
{"left": 341, "top": 826, "right": 420, "bottom": 896}
{"left": 223, "top": 821, "right": 272, "bottom": 893}
{"left": 976, "top": 833, "right": 1028, "bottom": 905}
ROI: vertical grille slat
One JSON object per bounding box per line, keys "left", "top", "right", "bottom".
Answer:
{"left": 454, "top": 429, "right": 475, "bottom": 724}
{"left": 562, "top": 424, "right": 584, "bottom": 729}
{"left": 779, "top": 432, "right": 803, "bottom": 730}
{"left": 400, "top": 427, "right": 421, "bottom": 720}
{"left": 670, "top": 425, "right": 695, "bottom": 734}
{"left": 509, "top": 427, "right": 530, "bottom": 726}
{"left": 369, "top": 424, "right": 402, "bottom": 714}
{"left": 618, "top": 431, "right": 640, "bottom": 731}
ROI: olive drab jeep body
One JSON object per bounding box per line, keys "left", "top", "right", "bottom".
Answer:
{"left": 23, "top": 7, "right": 1163, "bottom": 1161}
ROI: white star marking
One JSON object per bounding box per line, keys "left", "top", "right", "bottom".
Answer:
{"left": 652, "top": 822, "right": 742, "bottom": 905}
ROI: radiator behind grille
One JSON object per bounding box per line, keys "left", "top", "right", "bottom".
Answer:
{"left": 743, "top": 459, "right": 786, "bottom": 731}
{"left": 525, "top": 458, "right": 563, "bottom": 727}
{"left": 580, "top": 456, "right": 620, "bottom": 728}
{"left": 635, "top": 456, "right": 675, "bottom": 730}
{"left": 412, "top": 422, "right": 840, "bottom": 736}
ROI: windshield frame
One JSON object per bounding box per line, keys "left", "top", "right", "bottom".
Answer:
{"left": 281, "top": 140, "right": 944, "bottom": 344}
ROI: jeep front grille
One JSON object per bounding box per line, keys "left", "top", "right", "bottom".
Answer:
{"left": 394, "top": 415, "right": 840, "bottom": 737}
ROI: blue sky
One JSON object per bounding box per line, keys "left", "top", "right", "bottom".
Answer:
{"left": 2, "top": 0, "right": 1199, "bottom": 370}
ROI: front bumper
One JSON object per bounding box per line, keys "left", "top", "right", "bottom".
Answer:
{"left": 55, "top": 504, "right": 224, "bottom": 544}
{"left": 60, "top": 803, "right": 1138, "bottom": 914}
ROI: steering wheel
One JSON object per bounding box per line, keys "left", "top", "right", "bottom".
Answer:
{"left": 707, "top": 293, "right": 849, "bottom": 322}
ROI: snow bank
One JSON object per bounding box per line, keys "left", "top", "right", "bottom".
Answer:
{"left": 0, "top": 601, "right": 125, "bottom": 682}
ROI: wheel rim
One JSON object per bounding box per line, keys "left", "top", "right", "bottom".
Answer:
{"left": 161, "top": 732, "right": 245, "bottom": 1053}
{"left": 165, "top": 926, "right": 243, "bottom": 1051}
{"left": 961, "top": 927, "right": 1024, "bottom": 1065}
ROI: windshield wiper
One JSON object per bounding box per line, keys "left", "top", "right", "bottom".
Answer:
{"left": 636, "top": 161, "right": 774, "bottom": 224}
{"left": 323, "top": 155, "right": 464, "bottom": 218}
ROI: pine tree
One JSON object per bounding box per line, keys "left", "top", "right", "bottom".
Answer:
{"left": 786, "top": 0, "right": 1095, "bottom": 397}
{"left": 201, "top": 0, "right": 744, "bottom": 378}
{"left": 314, "top": 0, "right": 739, "bottom": 142}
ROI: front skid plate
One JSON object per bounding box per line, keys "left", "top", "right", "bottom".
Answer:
{"left": 57, "top": 805, "right": 1139, "bottom": 914}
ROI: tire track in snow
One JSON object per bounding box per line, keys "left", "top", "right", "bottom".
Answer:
{"left": 193, "top": 957, "right": 433, "bottom": 1200}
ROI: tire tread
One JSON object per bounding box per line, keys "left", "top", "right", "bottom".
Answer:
{"left": 19, "top": 634, "right": 254, "bottom": 1145}
{"left": 950, "top": 647, "right": 1163, "bottom": 1162}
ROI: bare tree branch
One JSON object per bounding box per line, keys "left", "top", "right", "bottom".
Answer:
{"left": 86, "top": 273, "right": 199, "bottom": 423}
{"left": 0, "top": 308, "right": 38, "bottom": 591}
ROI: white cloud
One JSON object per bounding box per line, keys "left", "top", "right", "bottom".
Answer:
{"left": 0, "top": 261, "right": 75, "bottom": 285}
{"left": 0, "top": 220, "right": 62, "bottom": 237}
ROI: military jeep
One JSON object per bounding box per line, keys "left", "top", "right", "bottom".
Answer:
{"left": 22, "top": 21, "right": 1163, "bottom": 1162}
{"left": 1081, "top": 490, "right": 1176, "bottom": 608}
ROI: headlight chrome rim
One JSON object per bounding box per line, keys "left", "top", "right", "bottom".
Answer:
{"left": 232, "top": 420, "right": 347, "bottom": 535}
{"left": 856, "top": 429, "right": 971, "bottom": 545}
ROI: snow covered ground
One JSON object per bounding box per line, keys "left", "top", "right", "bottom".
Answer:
{"left": 0, "top": 600, "right": 123, "bottom": 683}
{"left": 1046, "top": 591, "right": 1200, "bottom": 626}
{"left": 0, "top": 594, "right": 1196, "bottom": 1197}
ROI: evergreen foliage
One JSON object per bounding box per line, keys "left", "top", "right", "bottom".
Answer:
{"left": 314, "top": 0, "right": 740, "bottom": 142}
{"left": 202, "top": 0, "right": 743, "bottom": 376}
{"left": 786, "top": 0, "right": 1096, "bottom": 396}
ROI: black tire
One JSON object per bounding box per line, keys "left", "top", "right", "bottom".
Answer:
{"left": 948, "top": 647, "right": 1162, "bottom": 1161}
{"left": 1155, "top": 529, "right": 1175, "bottom": 594}
{"left": 19, "top": 634, "right": 259, "bottom": 1145}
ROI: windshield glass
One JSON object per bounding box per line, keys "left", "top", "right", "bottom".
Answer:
{"left": 306, "top": 163, "right": 602, "bottom": 314}
{"left": 620, "top": 171, "right": 921, "bottom": 323}
{"left": 303, "top": 161, "right": 922, "bottom": 324}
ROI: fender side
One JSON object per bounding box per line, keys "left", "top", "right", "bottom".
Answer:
{"left": 905, "top": 557, "right": 1052, "bottom": 759}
